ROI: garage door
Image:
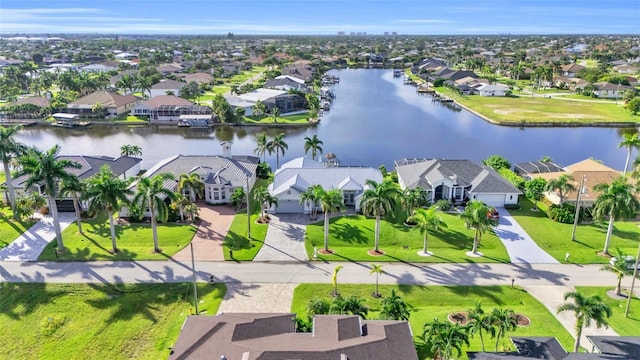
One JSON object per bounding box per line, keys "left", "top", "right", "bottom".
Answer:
{"left": 55, "top": 199, "right": 76, "bottom": 212}
{"left": 475, "top": 194, "right": 505, "bottom": 207}
{"left": 275, "top": 199, "right": 304, "bottom": 213}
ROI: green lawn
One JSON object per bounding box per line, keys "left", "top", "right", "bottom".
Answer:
{"left": 222, "top": 178, "right": 271, "bottom": 261}
{"left": 508, "top": 198, "right": 640, "bottom": 263}
{"left": 305, "top": 213, "right": 511, "bottom": 263}
{"left": 1, "top": 282, "right": 226, "bottom": 360}
{"left": 114, "top": 115, "right": 150, "bottom": 123}
{"left": 575, "top": 286, "right": 640, "bottom": 336}
{"left": 291, "top": 284, "right": 575, "bottom": 359}
{"left": 243, "top": 113, "right": 312, "bottom": 124}
{"left": 0, "top": 207, "right": 37, "bottom": 249}
{"left": 435, "top": 87, "right": 639, "bottom": 125}
{"left": 37, "top": 214, "right": 198, "bottom": 261}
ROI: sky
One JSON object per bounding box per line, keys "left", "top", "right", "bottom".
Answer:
{"left": 0, "top": 0, "right": 638, "bottom": 35}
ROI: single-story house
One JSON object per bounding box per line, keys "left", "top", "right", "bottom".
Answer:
{"left": 79, "top": 64, "right": 117, "bottom": 73}
{"left": 474, "top": 83, "right": 510, "bottom": 97}
{"left": 156, "top": 63, "right": 184, "bottom": 75}
{"left": 592, "top": 81, "right": 635, "bottom": 99}
{"left": 169, "top": 313, "right": 418, "bottom": 360}
{"left": 263, "top": 75, "right": 311, "bottom": 92}
{"left": 513, "top": 160, "right": 565, "bottom": 178}
{"left": 281, "top": 63, "right": 315, "bottom": 82}
{"left": 66, "top": 91, "right": 140, "bottom": 117}
{"left": 225, "top": 88, "right": 306, "bottom": 116}
{"left": 394, "top": 158, "right": 522, "bottom": 207}
{"left": 149, "top": 79, "right": 187, "bottom": 98}
{"left": 267, "top": 157, "right": 383, "bottom": 214}
{"left": 130, "top": 95, "right": 211, "bottom": 123}
{"left": 561, "top": 63, "right": 584, "bottom": 77}
{"left": 178, "top": 72, "right": 213, "bottom": 84}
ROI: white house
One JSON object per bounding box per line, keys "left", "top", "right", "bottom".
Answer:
{"left": 474, "top": 83, "right": 510, "bottom": 97}
{"left": 267, "top": 157, "right": 383, "bottom": 214}
{"left": 394, "top": 158, "right": 521, "bottom": 207}
{"left": 224, "top": 88, "right": 287, "bottom": 116}
{"left": 149, "top": 79, "right": 187, "bottom": 98}
{"left": 593, "top": 82, "right": 635, "bottom": 99}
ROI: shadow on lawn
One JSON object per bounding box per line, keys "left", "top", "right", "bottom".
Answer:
{"left": 331, "top": 222, "right": 368, "bottom": 244}
{"left": 0, "top": 282, "right": 69, "bottom": 320}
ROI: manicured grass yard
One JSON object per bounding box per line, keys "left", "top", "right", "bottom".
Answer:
{"left": 575, "top": 286, "right": 640, "bottom": 336}
{"left": 435, "top": 87, "right": 639, "bottom": 125}
{"left": 508, "top": 198, "right": 640, "bottom": 263}
{"left": 291, "top": 284, "right": 575, "bottom": 359}
{"left": 0, "top": 282, "right": 226, "bottom": 360}
{"left": 0, "top": 207, "right": 37, "bottom": 250}
{"left": 305, "top": 213, "right": 510, "bottom": 263}
{"left": 243, "top": 113, "right": 311, "bottom": 124}
{"left": 37, "top": 214, "right": 198, "bottom": 261}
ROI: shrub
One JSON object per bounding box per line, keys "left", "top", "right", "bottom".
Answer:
{"left": 504, "top": 203, "right": 521, "bottom": 210}
{"left": 434, "top": 199, "right": 452, "bottom": 211}
{"left": 548, "top": 203, "right": 576, "bottom": 224}
{"left": 498, "top": 168, "right": 525, "bottom": 190}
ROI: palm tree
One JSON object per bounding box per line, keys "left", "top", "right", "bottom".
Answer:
{"left": 171, "top": 193, "right": 190, "bottom": 223}
{"left": 592, "top": 176, "right": 640, "bottom": 255}
{"left": 177, "top": 173, "right": 204, "bottom": 203}
{"left": 59, "top": 176, "right": 85, "bottom": 235}
{"left": 467, "top": 301, "right": 495, "bottom": 352}
{"left": 491, "top": 307, "right": 518, "bottom": 352}
{"left": 270, "top": 106, "right": 280, "bottom": 123}
{"left": 306, "top": 297, "right": 330, "bottom": 316}
{"left": 132, "top": 173, "right": 177, "bottom": 252}
{"left": 15, "top": 145, "right": 81, "bottom": 251}
{"left": 253, "top": 186, "right": 278, "bottom": 221}
{"left": 318, "top": 187, "right": 345, "bottom": 253}
{"left": 267, "top": 132, "right": 288, "bottom": 169}
{"left": 370, "top": 263, "right": 383, "bottom": 297}
{"left": 408, "top": 206, "right": 447, "bottom": 256}
{"left": 557, "top": 291, "right": 612, "bottom": 353}
{"left": 618, "top": 133, "right": 640, "bottom": 175}
{"left": 379, "top": 289, "right": 410, "bottom": 320}
{"left": 84, "top": 165, "right": 132, "bottom": 253}
{"left": 422, "top": 318, "right": 470, "bottom": 360}
{"left": 459, "top": 200, "right": 497, "bottom": 256}
{"left": 254, "top": 132, "right": 269, "bottom": 163}
{"left": 303, "top": 134, "right": 323, "bottom": 160}
{"left": 299, "top": 185, "right": 321, "bottom": 220}
{"left": 360, "top": 179, "right": 401, "bottom": 254}
{"left": 601, "top": 248, "right": 635, "bottom": 296}
{"left": 330, "top": 294, "right": 368, "bottom": 319}
{"left": 0, "top": 125, "right": 25, "bottom": 217}
{"left": 120, "top": 144, "right": 142, "bottom": 158}
{"left": 401, "top": 187, "right": 428, "bottom": 218}
{"left": 251, "top": 100, "right": 266, "bottom": 118}
{"left": 544, "top": 174, "right": 576, "bottom": 204}
{"left": 331, "top": 265, "right": 343, "bottom": 296}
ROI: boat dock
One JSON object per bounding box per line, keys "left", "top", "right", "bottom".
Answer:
{"left": 431, "top": 93, "right": 454, "bottom": 103}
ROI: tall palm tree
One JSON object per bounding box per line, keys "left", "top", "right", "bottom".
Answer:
{"left": 592, "top": 176, "right": 640, "bottom": 255}
{"left": 253, "top": 186, "right": 278, "bottom": 221}
{"left": 557, "top": 291, "right": 612, "bottom": 353}
{"left": 370, "top": 263, "right": 383, "bottom": 297}
{"left": 0, "top": 125, "right": 26, "bottom": 216}
{"left": 601, "top": 248, "right": 635, "bottom": 296}
{"left": 459, "top": 200, "right": 498, "bottom": 256}
{"left": 619, "top": 133, "right": 640, "bottom": 175}
{"left": 254, "top": 132, "right": 269, "bottom": 163}
{"left": 270, "top": 106, "right": 280, "bottom": 123}
{"left": 267, "top": 132, "right": 288, "bottom": 169}
{"left": 171, "top": 193, "right": 190, "bottom": 223}
{"left": 331, "top": 265, "right": 343, "bottom": 296}
{"left": 467, "top": 301, "right": 495, "bottom": 352}
{"left": 299, "top": 184, "right": 321, "bottom": 220}
{"left": 360, "top": 179, "right": 401, "bottom": 254}
{"left": 15, "top": 145, "right": 81, "bottom": 251}
{"left": 379, "top": 289, "right": 410, "bottom": 320}
{"left": 422, "top": 318, "right": 470, "bottom": 360}
{"left": 303, "top": 134, "right": 323, "bottom": 160}
{"left": 120, "top": 144, "right": 142, "bottom": 158}
{"left": 408, "top": 206, "right": 447, "bottom": 256}
{"left": 318, "top": 187, "right": 345, "bottom": 253}
{"left": 402, "top": 187, "right": 428, "bottom": 218}
{"left": 544, "top": 174, "right": 576, "bottom": 204}
{"left": 132, "top": 173, "right": 177, "bottom": 253}
{"left": 177, "top": 173, "right": 204, "bottom": 203}
{"left": 59, "top": 176, "right": 85, "bottom": 235}
{"left": 84, "top": 165, "right": 132, "bottom": 253}
{"left": 491, "top": 307, "right": 518, "bottom": 352}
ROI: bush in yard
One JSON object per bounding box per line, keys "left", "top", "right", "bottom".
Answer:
{"left": 548, "top": 203, "right": 576, "bottom": 224}
{"left": 434, "top": 199, "right": 452, "bottom": 211}
{"left": 498, "top": 168, "right": 525, "bottom": 190}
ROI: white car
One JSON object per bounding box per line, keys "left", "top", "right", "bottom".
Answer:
{"left": 609, "top": 255, "right": 640, "bottom": 270}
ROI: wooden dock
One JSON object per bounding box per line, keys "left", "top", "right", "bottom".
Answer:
{"left": 431, "top": 93, "right": 454, "bottom": 103}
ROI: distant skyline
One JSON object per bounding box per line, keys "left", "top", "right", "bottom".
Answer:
{"left": 1, "top": 0, "right": 638, "bottom": 35}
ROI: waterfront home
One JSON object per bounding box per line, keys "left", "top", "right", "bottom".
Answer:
{"left": 474, "top": 83, "right": 511, "bottom": 97}
{"left": 149, "top": 79, "right": 187, "bottom": 98}
{"left": 592, "top": 81, "right": 635, "bottom": 99}
{"left": 225, "top": 88, "right": 306, "bottom": 116}
{"left": 169, "top": 313, "right": 418, "bottom": 360}
{"left": 130, "top": 95, "right": 211, "bottom": 124}
{"left": 281, "top": 62, "right": 315, "bottom": 82}
{"left": 263, "top": 75, "right": 311, "bottom": 92}
{"left": 267, "top": 157, "right": 382, "bottom": 214}
{"left": 427, "top": 68, "right": 478, "bottom": 83}
{"left": 514, "top": 160, "right": 565, "bottom": 178}
{"left": 394, "top": 158, "right": 521, "bottom": 207}
{"left": 66, "top": 91, "right": 140, "bottom": 117}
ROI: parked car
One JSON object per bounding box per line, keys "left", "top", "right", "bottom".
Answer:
{"left": 609, "top": 255, "right": 640, "bottom": 270}
{"left": 487, "top": 209, "right": 499, "bottom": 220}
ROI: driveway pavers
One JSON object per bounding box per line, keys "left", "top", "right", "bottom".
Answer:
{"left": 171, "top": 204, "right": 235, "bottom": 262}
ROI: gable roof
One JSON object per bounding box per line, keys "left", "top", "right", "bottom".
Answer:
{"left": 11, "top": 96, "right": 50, "bottom": 108}
{"left": 151, "top": 79, "right": 187, "bottom": 90}
{"left": 138, "top": 95, "right": 193, "bottom": 108}
{"left": 68, "top": 91, "right": 139, "bottom": 108}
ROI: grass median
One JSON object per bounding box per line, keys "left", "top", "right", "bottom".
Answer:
{"left": 575, "top": 286, "right": 640, "bottom": 336}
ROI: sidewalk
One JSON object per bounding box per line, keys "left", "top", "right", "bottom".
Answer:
{"left": 0, "top": 212, "right": 75, "bottom": 261}
{"left": 493, "top": 208, "right": 559, "bottom": 264}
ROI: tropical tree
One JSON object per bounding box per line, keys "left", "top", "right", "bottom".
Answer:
{"left": 253, "top": 186, "right": 277, "bottom": 221}
{"left": 592, "top": 176, "right": 640, "bottom": 255}
{"left": 306, "top": 297, "right": 330, "bottom": 316}
{"left": 303, "top": 134, "right": 323, "bottom": 160}
{"left": 330, "top": 294, "right": 368, "bottom": 319}
{"left": 370, "top": 263, "right": 383, "bottom": 297}
{"left": 299, "top": 185, "right": 321, "bottom": 220}
{"left": 15, "top": 145, "right": 81, "bottom": 251}
{"left": 270, "top": 106, "right": 280, "bottom": 123}
{"left": 360, "top": 179, "right": 401, "bottom": 254}
{"left": 408, "top": 206, "right": 447, "bottom": 256}
{"left": 601, "top": 248, "right": 635, "bottom": 296}
{"left": 59, "top": 176, "right": 85, "bottom": 235}
{"left": 132, "top": 173, "right": 177, "bottom": 252}
{"left": 318, "top": 187, "right": 345, "bottom": 253}
{"left": 331, "top": 265, "right": 343, "bottom": 296}
{"left": 467, "top": 301, "right": 495, "bottom": 352}
{"left": 422, "top": 318, "right": 470, "bottom": 360}
{"left": 459, "top": 200, "right": 498, "bottom": 256}
{"left": 267, "top": 132, "right": 288, "bottom": 169}
{"left": 524, "top": 177, "right": 547, "bottom": 211}
{"left": 483, "top": 155, "right": 511, "bottom": 171}
{"left": 171, "top": 193, "right": 190, "bottom": 222}
{"left": 401, "top": 187, "right": 428, "bottom": 219}
{"left": 544, "top": 174, "right": 576, "bottom": 204}
{"left": 619, "top": 133, "right": 640, "bottom": 175}
{"left": 254, "top": 132, "right": 269, "bottom": 163}
{"left": 177, "top": 173, "right": 204, "bottom": 203}
{"left": 230, "top": 187, "right": 246, "bottom": 211}
{"left": 84, "top": 165, "right": 133, "bottom": 253}
{"left": 120, "top": 144, "right": 142, "bottom": 158}
{"left": 251, "top": 100, "right": 267, "bottom": 118}
{"left": 379, "top": 289, "right": 410, "bottom": 320}
{"left": 557, "top": 291, "right": 612, "bottom": 353}
{"left": 491, "top": 307, "right": 518, "bottom": 352}
{"left": 0, "top": 125, "right": 26, "bottom": 216}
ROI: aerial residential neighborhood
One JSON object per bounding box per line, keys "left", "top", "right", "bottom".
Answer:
{"left": 0, "top": 1, "right": 639, "bottom": 359}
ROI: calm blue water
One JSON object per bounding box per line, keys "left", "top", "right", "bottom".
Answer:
{"left": 15, "top": 69, "right": 635, "bottom": 171}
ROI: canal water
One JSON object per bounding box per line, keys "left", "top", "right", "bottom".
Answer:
{"left": 15, "top": 69, "right": 636, "bottom": 171}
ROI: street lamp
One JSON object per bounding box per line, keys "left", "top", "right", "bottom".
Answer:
{"left": 571, "top": 175, "right": 587, "bottom": 242}
{"left": 190, "top": 242, "right": 199, "bottom": 315}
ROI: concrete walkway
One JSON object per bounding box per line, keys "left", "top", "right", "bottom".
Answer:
{"left": 493, "top": 208, "right": 559, "bottom": 264}
{"left": 217, "top": 283, "right": 296, "bottom": 314}
{"left": 254, "top": 214, "right": 309, "bottom": 262}
{"left": 171, "top": 205, "right": 235, "bottom": 262}
{"left": 0, "top": 212, "right": 75, "bottom": 261}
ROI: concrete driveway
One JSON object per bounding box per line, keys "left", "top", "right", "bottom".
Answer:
{"left": 493, "top": 207, "right": 559, "bottom": 264}
{"left": 0, "top": 212, "right": 75, "bottom": 261}
{"left": 253, "top": 214, "right": 309, "bottom": 262}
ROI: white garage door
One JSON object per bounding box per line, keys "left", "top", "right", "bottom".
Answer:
{"left": 275, "top": 199, "right": 304, "bottom": 213}
{"left": 475, "top": 194, "right": 505, "bottom": 207}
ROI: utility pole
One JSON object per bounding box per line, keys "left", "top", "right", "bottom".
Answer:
{"left": 246, "top": 175, "right": 251, "bottom": 239}
{"left": 624, "top": 243, "right": 640, "bottom": 317}
{"left": 190, "top": 243, "right": 199, "bottom": 315}
{"left": 571, "top": 175, "right": 586, "bottom": 242}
